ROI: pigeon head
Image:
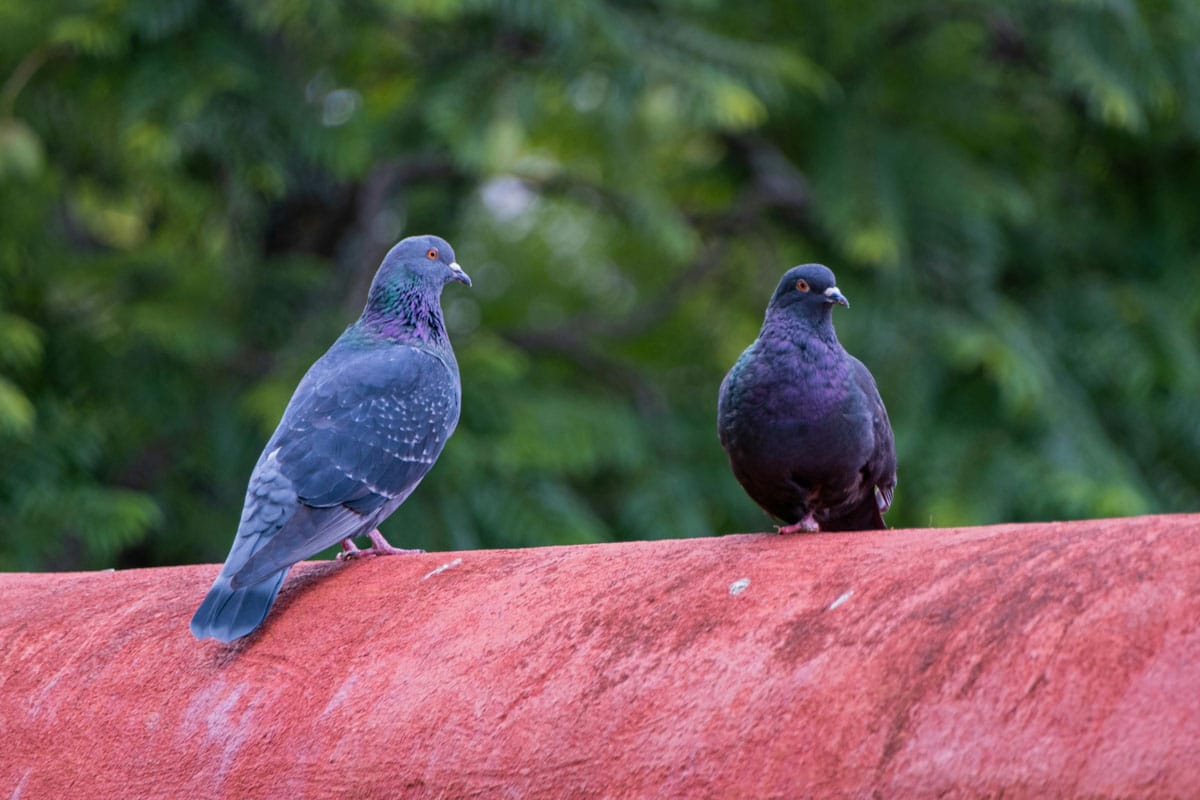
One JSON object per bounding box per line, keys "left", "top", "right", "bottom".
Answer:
{"left": 360, "top": 235, "right": 471, "bottom": 342}
{"left": 767, "top": 263, "right": 849, "bottom": 322}
{"left": 371, "top": 235, "right": 472, "bottom": 295}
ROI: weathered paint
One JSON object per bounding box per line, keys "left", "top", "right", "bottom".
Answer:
{"left": 2, "top": 515, "right": 1198, "bottom": 798}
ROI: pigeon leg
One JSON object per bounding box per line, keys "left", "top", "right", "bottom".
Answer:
{"left": 364, "top": 528, "right": 425, "bottom": 556}
{"left": 338, "top": 529, "right": 425, "bottom": 560}
{"left": 777, "top": 512, "right": 820, "bottom": 534}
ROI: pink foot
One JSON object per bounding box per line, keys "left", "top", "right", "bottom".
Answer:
{"left": 337, "top": 529, "right": 425, "bottom": 560}
{"left": 777, "top": 513, "right": 819, "bottom": 534}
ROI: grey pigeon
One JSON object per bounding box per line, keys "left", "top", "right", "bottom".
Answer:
{"left": 191, "top": 235, "right": 471, "bottom": 642}
{"left": 718, "top": 263, "right": 896, "bottom": 533}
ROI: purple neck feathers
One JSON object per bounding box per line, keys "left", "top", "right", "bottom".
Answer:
{"left": 357, "top": 284, "right": 447, "bottom": 346}
{"left": 764, "top": 305, "right": 837, "bottom": 344}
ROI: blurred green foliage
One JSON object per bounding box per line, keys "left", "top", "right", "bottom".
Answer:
{"left": 1, "top": 0, "right": 1198, "bottom": 571}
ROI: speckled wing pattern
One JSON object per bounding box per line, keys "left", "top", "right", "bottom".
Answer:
{"left": 229, "top": 344, "right": 460, "bottom": 587}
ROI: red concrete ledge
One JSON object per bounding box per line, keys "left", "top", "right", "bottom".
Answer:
{"left": 2, "top": 515, "right": 1198, "bottom": 798}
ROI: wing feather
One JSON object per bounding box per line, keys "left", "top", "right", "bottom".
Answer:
{"left": 227, "top": 344, "right": 460, "bottom": 585}
{"left": 850, "top": 356, "right": 897, "bottom": 512}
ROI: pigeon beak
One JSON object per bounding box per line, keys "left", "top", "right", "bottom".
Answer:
{"left": 449, "top": 262, "right": 472, "bottom": 287}
{"left": 823, "top": 286, "right": 849, "bottom": 308}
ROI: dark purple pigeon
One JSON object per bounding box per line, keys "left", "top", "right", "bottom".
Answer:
{"left": 191, "top": 235, "right": 471, "bottom": 642}
{"left": 718, "top": 263, "right": 896, "bottom": 533}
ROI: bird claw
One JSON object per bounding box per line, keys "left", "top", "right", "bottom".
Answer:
{"left": 337, "top": 545, "right": 424, "bottom": 560}
{"left": 338, "top": 529, "right": 424, "bottom": 560}
{"left": 353, "top": 544, "right": 426, "bottom": 557}
{"left": 777, "top": 514, "right": 820, "bottom": 534}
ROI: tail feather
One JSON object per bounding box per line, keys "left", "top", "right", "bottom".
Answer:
{"left": 822, "top": 490, "right": 888, "bottom": 533}
{"left": 190, "top": 568, "right": 289, "bottom": 643}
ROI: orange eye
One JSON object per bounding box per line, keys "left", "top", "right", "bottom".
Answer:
{"left": 795, "top": 279, "right": 810, "bottom": 292}
{"left": 426, "top": 248, "right": 439, "bottom": 260}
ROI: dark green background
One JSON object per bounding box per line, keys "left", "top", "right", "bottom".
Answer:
{"left": 2, "top": 1, "right": 1197, "bottom": 571}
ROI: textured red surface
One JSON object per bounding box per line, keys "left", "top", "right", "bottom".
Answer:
{"left": 2, "top": 515, "right": 1199, "bottom": 798}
